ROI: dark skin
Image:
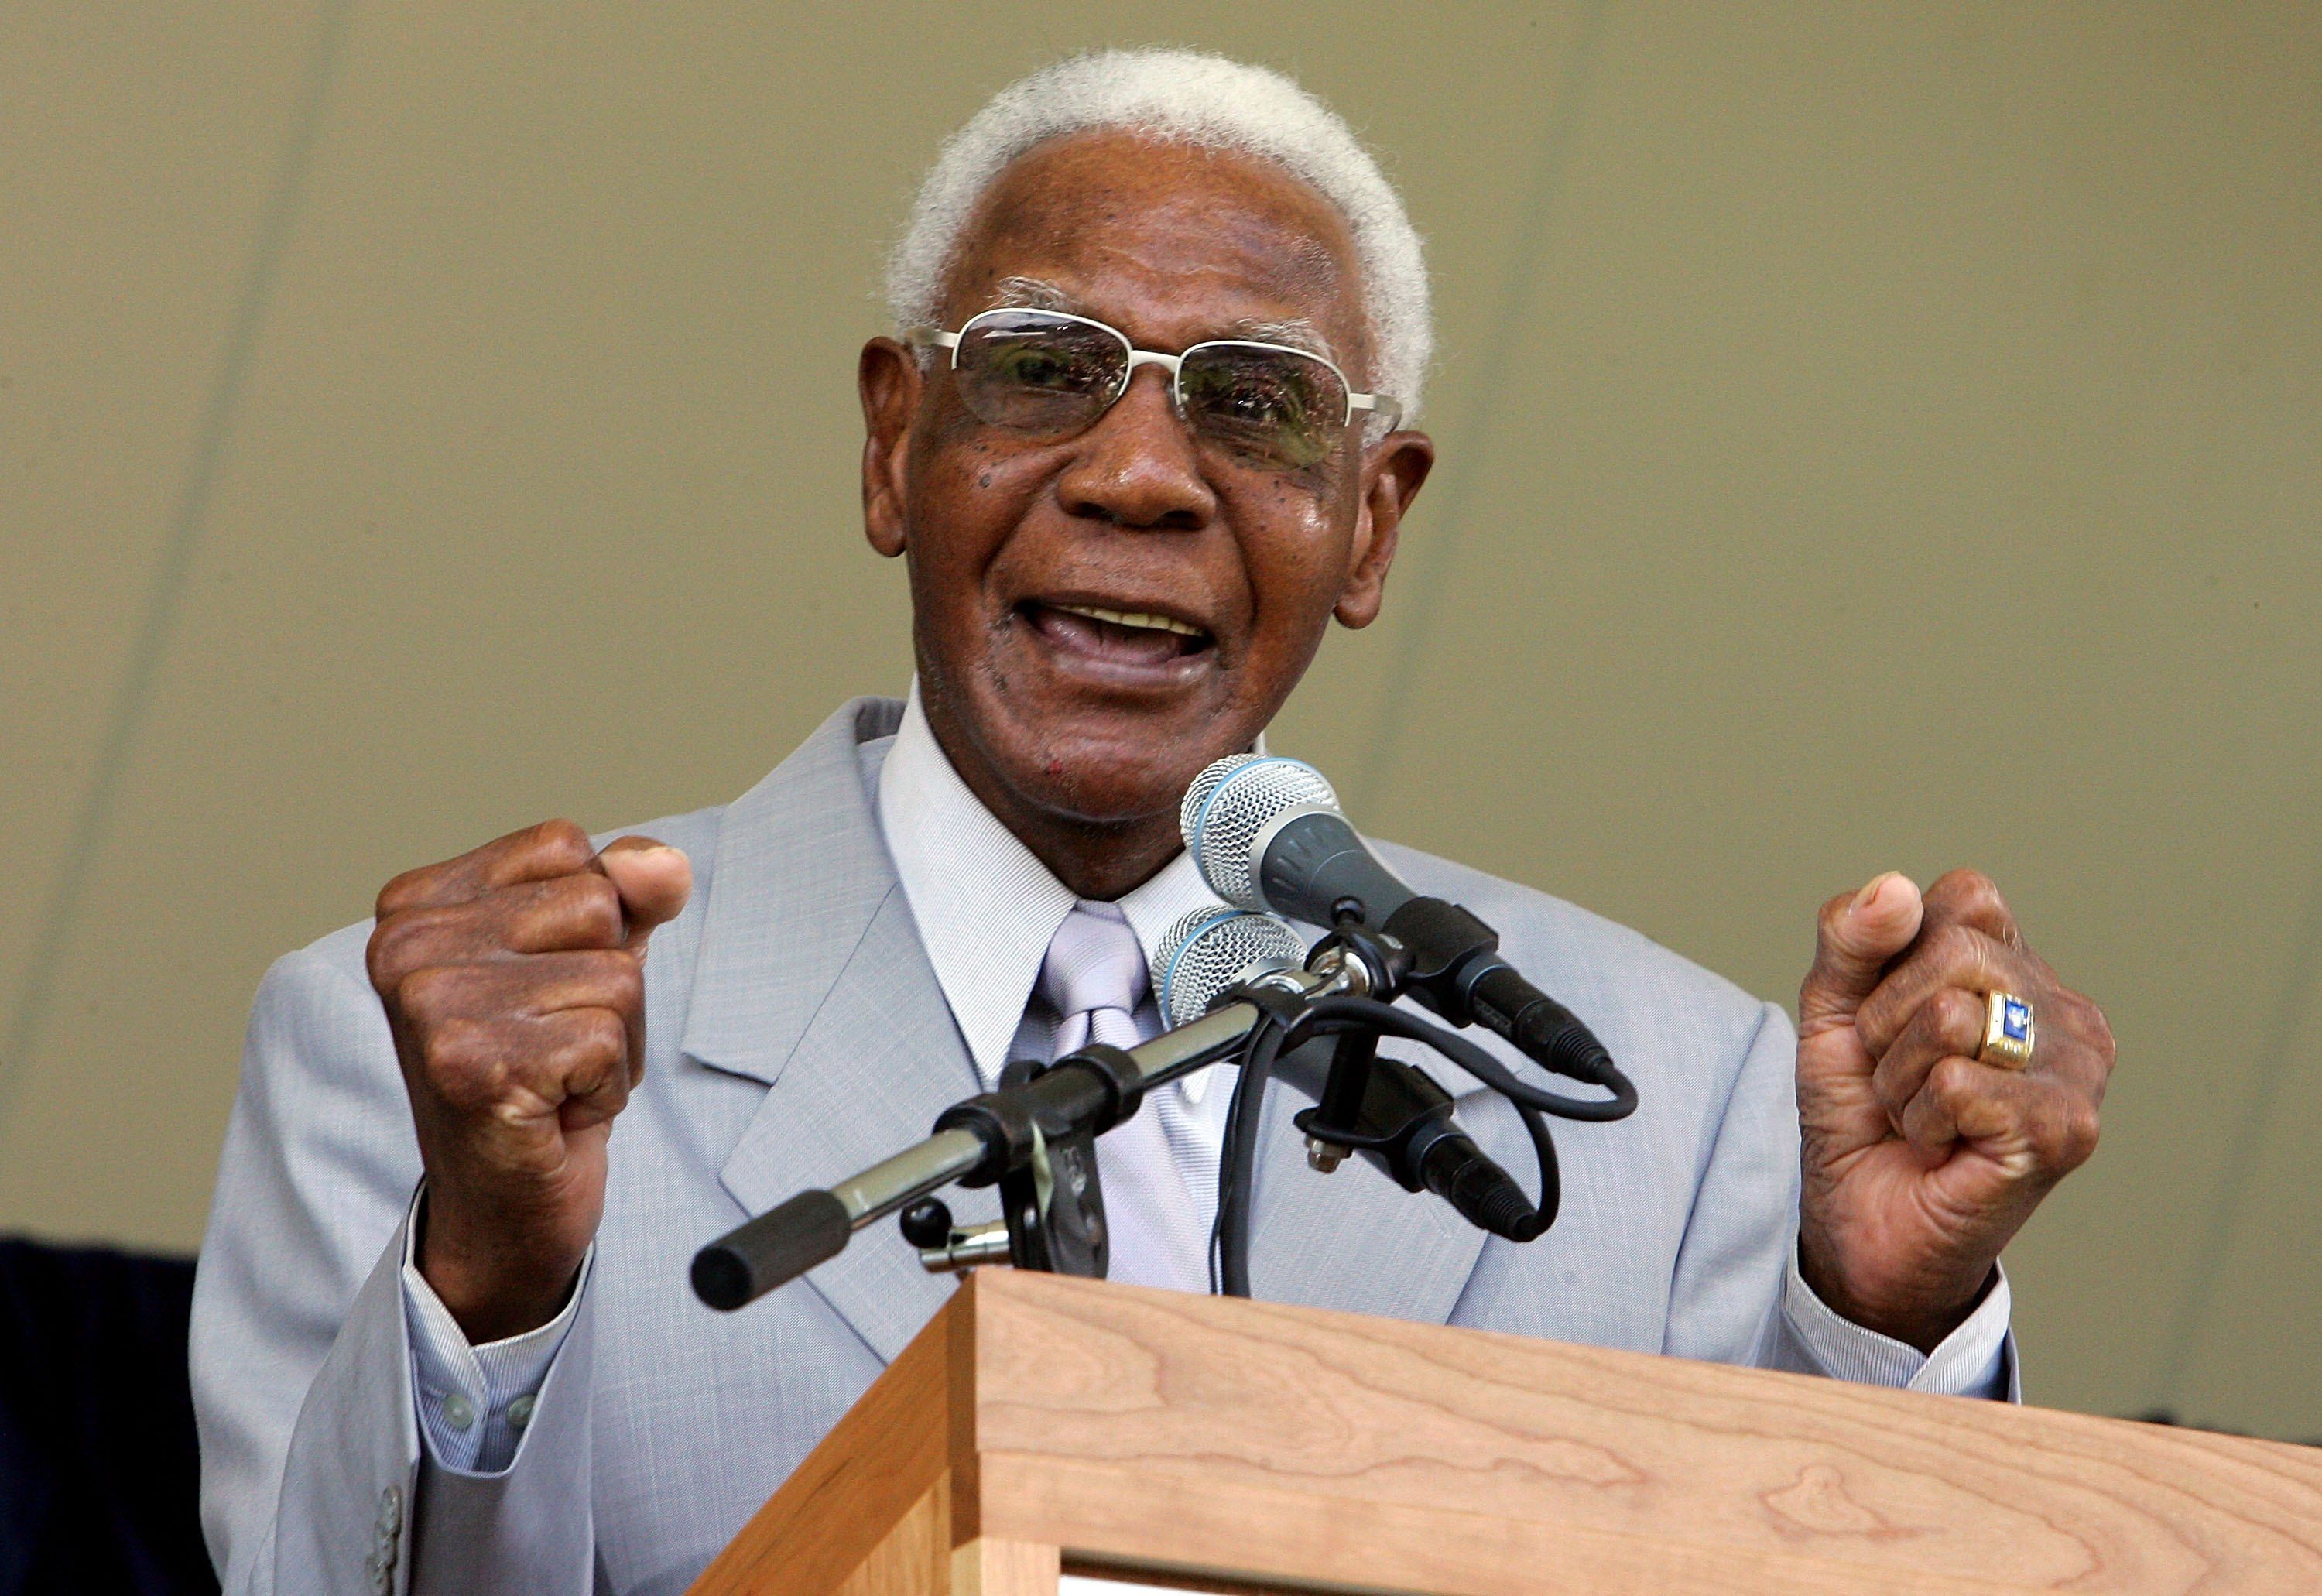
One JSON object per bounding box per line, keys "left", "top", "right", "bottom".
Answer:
{"left": 365, "top": 130, "right": 2112, "bottom": 1348}
{"left": 1796, "top": 867, "right": 2114, "bottom": 1348}
{"left": 858, "top": 133, "right": 1432, "bottom": 898}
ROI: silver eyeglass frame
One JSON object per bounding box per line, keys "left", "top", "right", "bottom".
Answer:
{"left": 906, "top": 307, "right": 1403, "bottom": 440}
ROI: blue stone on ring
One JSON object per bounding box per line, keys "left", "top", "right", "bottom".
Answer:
{"left": 2002, "top": 997, "right": 2032, "bottom": 1041}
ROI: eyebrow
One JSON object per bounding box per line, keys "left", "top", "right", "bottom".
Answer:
{"left": 1228, "top": 317, "right": 1335, "bottom": 363}
{"left": 985, "top": 276, "right": 1079, "bottom": 313}
{"left": 983, "top": 277, "right": 1341, "bottom": 366}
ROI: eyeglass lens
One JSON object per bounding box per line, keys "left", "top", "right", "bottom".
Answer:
{"left": 950, "top": 310, "right": 1348, "bottom": 471}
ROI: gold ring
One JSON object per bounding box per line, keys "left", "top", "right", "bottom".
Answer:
{"left": 1978, "top": 989, "right": 2036, "bottom": 1070}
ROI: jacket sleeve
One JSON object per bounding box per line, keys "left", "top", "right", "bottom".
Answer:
{"left": 190, "top": 940, "right": 599, "bottom": 1594}
{"left": 1663, "top": 999, "right": 2017, "bottom": 1398}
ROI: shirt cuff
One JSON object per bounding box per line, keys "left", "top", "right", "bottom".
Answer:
{"left": 398, "top": 1187, "right": 591, "bottom": 1474}
{"left": 1782, "top": 1249, "right": 2015, "bottom": 1399}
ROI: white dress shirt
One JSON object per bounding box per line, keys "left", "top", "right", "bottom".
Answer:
{"left": 875, "top": 691, "right": 1235, "bottom": 1108}
{"left": 399, "top": 684, "right": 2009, "bottom": 1477}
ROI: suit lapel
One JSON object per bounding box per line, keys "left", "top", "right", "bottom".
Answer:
{"left": 676, "top": 694, "right": 1486, "bottom": 1350}
{"left": 714, "top": 883, "right": 988, "bottom": 1362}
{"left": 677, "top": 697, "right": 988, "bottom": 1363}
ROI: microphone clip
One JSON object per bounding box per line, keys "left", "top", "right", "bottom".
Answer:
{"left": 1370, "top": 897, "right": 1503, "bottom": 1028}
{"left": 1310, "top": 900, "right": 1506, "bottom": 1032}
{"left": 920, "top": 1046, "right": 1149, "bottom": 1282}
{"left": 1290, "top": 1026, "right": 1452, "bottom": 1185}
{"left": 1307, "top": 916, "right": 1409, "bottom": 1002}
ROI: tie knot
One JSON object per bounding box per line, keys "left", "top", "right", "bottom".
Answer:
{"left": 1039, "top": 903, "right": 1149, "bottom": 1029}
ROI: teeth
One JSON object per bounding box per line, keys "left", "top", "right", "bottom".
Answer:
{"left": 1053, "top": 603, "right": 1207, "bottom": 638}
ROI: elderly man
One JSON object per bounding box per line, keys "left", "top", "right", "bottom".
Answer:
{"left": 191, "top": 50, "right": 2114, "bottom": 1596}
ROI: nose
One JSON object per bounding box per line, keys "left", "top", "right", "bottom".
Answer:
{"left": 1052, "top": 365, "right": 1218, "bottom": 531}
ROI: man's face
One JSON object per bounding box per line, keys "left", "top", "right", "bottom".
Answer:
{"left": 861, "top": 130, "right": 1431, "bottom": 851}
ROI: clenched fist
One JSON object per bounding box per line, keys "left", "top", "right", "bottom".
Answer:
{"left": 365, "top": 820, "right": 692, "bottom": 1341}
{"left": 1795, "top": 868, "right": 2115, "bottom": 1351}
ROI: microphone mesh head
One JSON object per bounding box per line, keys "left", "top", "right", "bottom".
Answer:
{"left": 1178, "top": 755, "right": 1340, "bottom": 908}
{"left": 1155, "top": 907, "right": 1307, "bottom": 1027}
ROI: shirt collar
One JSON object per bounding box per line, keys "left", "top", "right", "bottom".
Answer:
{"left": 877, "top": 683, "right": 1229, "bottom": 1091}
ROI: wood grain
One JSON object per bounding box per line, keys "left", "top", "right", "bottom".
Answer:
{"left": 840, "top": 1477, "right": 947, "bottom": 1596}
{"left": 950, "top": 1537, "right": 1060, "bottom": 1595}
{"left": 968, "top": 1271, "right": 2322, "bottom": 1594}
{"left": 697, "top": 1269, "right": 2322, "bottom": 1594}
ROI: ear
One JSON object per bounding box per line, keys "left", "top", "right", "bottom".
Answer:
{"left": 859, "top": 337, "right": 924, "bottom": 559}
{"left": 1334, "top": 430, "right": 1435, "bottom": 628}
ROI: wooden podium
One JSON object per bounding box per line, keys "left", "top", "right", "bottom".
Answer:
{"left": 690, "top": 1269, "right": 2322, "bottom": 1595}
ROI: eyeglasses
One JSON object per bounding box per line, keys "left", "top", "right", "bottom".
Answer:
{"left": 907, "top": 307, "right": 1401, "bottom": 472}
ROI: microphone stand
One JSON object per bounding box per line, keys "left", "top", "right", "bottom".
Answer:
{"left": 690, "top": 961, "right": 1355, "bottom": 1311}
{"left": 691, "top": 929, "right": 1627, "bottom": 1314}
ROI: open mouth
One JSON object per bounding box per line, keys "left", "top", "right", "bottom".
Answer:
{"left": 1017, "top": 600, "right": 1216, "bottom": 672}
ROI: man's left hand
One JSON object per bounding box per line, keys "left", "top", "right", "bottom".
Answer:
{"left": 1795, "top": 868, "right": 2115, "bottom": 1351}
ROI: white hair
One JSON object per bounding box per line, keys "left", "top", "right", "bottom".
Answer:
{"left": 885, "top": 48, "right": 1432, "bottom": 420}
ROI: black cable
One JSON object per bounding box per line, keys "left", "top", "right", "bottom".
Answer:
{"left": 1290, "top": 1002, "right": 1564, "bottom": 1242}
{"left": 1208, "top": 995, "right": 1629, "bottom": 1297}
{"left": 1289, "top": 996, "right": 1639, "bottom": 1124}
{"left": 1211, "top": 1014, "right": 1287, "bottom": 1297}
{"left": 1512, "top": 1100, "right": 1561, "bottom": 1235}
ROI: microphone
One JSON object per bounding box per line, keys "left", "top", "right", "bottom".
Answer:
{"left": 1156, "top": 907, "right": 1549, "bottom": 1242}
{"left": 1154, "top": 904, "right": 1314, "bottom": 1026}
{"left": 694, "top": 900, "right": 1567, "bottom": 1313}
{"left": 695, "top": 911, "right": 1320, "bottom": 1309}
{"left": 1180, "top": 755, "right": 1617, "bottom": 1089}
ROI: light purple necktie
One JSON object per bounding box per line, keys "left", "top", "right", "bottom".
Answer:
{"left": 1039, "top": 902, "right": 1217, "bottom": 1292}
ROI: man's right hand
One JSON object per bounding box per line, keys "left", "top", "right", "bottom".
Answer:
{"left": 365, "top": 821, "right": 693, "bottom": 1341}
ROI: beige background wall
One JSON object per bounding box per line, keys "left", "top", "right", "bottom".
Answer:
{"left": 4, "top": 3, "right": 2317, "bottom": 1438}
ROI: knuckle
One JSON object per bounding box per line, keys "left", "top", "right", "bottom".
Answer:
{"left": 543, "top": 948, "right": 643, "bottom": 1013}
{"left": 1814, "top": 889, "right": 1855, "bottom": 940}
{"left": 599, "top": 950, "right": 646, "bottom": 1012}
{"left": 577, "top": 1006, "right": 627, "bottom": 1057}
{"left": 1928, "top": 922, "right": 1984, "bottom": 972}
{"left": 2063, "top": 1098, "right": 2102, "bottom": 1163}
{"left": 420, "top": 1019, "right": 500, "bottom": 1098}
{"left": 2040, "top": 990, "right": 2117, "bottom": 1078}
{"left": 558, "top": 1014, "right": 629, "bottom": 1096}
{"left": 1897, "top": 1085, "right": 1947, "bottom": 1142}
{"left": 1947, "top": 865, "right": 1999, "bottom": 904}
{"left": 366, "top": 906, "right": 447, "bottom": 978}
{"left": 528, "top": 817, "right": 594, "bottom": 871}
{"left": 566, "top": 873, "right": 625, "bottom": 942}
{"left": 1929, "top": 1054, "right": 1980, "bottom": 1102}
{"left": 1853, "top": 995, "right": 1902, "bottom": 1055}
{"left": 364, "top": 920, "right": 406, "bottom": 988}
{"left": 374, "top": 862, "right": 441, "bottom": 918}
{"left": 1929, "top": 985, "right": 1983, "bottom": 1042}
{"left": 2029, "top": 1091, "right": 2099, "bottom": 1169}
{"left": 395, "top": 962, "right": 465, "bottom": 1021}
{"left": 1930, "top": 865, "right": 1999, "bottom": 913}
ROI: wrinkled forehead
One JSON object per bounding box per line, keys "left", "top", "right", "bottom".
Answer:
{"left": 937, "top": 129, "right": 1370, "bottom": 369}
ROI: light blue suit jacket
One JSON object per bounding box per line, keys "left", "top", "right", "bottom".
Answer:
{"left": 193, "top": 697, "right": 1877, "bottom": 1595}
